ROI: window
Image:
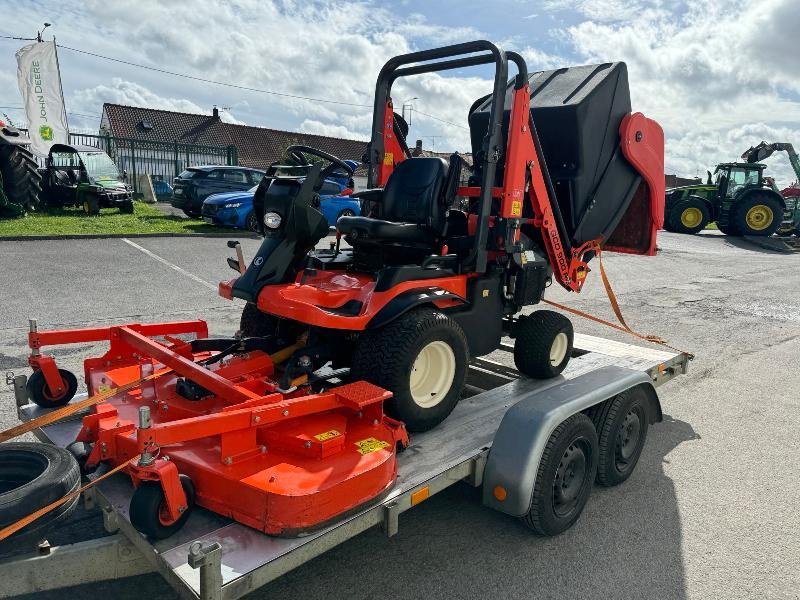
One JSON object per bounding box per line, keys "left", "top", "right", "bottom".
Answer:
{"left": 222, "top": 170, "right": 247, "bottom": 183}
{"left": 319, "top": 181, "right": 342, "bottom": 196}
{"left": 205, "top": 170, "right": 224, "bottom": 179}
{"left": 249, "top": 171, "right": 265, "bottom": 185}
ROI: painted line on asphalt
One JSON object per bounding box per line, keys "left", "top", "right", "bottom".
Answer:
{"left": 121, "top": 238, "right": 218, "bottom": 292}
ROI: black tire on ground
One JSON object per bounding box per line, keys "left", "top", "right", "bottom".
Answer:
{"left": 26, "top": 368, "right": 78, "bottom": 408}
{"left": 351, "top": 307, "right": 468, "bottom": 432}
{"left": 668, "top": 197, "right": 710, "bottom": 234}
{"left": 732, "top": 193, "right": 783, "bottom": 237}
{"left": 120, "top": 201, "right": 134, "bottom": 214}
{"left": 245, "top": 210, "right": 259, "bottom": 232}
{"left": 0, "top": 442, "right": 81, "bottom": 541}
{"left": 0, "top": 143, "right": 42, "bottom": 212}
{"left": 514, "top": 310, "right": 574, "bottom": 379}
{"left": 129, "top": 474, "right": 195, "bottom": 539}
{"left": 595, "top": 388, "right": 650, "bottom": 486}
{"left": 662, "top": 213, "right": 677, "bottom": 233}
{"left": 716, "top": 221, "right": 740, "bottom": 236}
{"left": 82, "top": 193, "right": 100, "bottom": 215}
{"left": 522, "top": 413, "right": 598, "bottom": 536}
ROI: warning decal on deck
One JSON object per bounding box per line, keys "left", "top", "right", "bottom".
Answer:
{"left": 314, "top": 429, "right": 341, "bottom": 442}
{"left": 354, "top": 437, "right": 390, "bottom": 455}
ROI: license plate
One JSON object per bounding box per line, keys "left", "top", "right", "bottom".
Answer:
{"left": 203, "top": 217, "right": 214, "bottom": 224}
{"left": 174, "top": 189, "right": 183, "bottom": 196}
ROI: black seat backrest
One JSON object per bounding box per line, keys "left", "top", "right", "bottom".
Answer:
{"left": 382, "top": 157, "right": 449, "bottom": 233}
{"left": 442, "top": 153, "right": 464, "bottom": 207}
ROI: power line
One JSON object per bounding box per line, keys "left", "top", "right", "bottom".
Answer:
{"left": 0, "top": 104, "right": 98, "bottom": 119}
{"left": 411, "top": 107, "right": 469, "bottom": 130}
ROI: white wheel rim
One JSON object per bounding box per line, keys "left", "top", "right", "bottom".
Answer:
{"left": 549, "top": 332, "right": 569, "bottom": 366}
{"left": 409, "top": 341, "right": 456, "bottom": 408}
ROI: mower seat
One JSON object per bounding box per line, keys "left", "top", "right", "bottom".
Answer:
{"left": 337, "top": 157, "right": 449, "bottom": 246}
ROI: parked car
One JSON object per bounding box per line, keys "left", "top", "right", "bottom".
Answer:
{"left": 201, "top": 173, "right": 361, "bottom": 232}
{"left": 171, "top": 165, "right": 265, "bottom": 217}
{"left": 151, "top": 178, "right": 173, "bottom": 199}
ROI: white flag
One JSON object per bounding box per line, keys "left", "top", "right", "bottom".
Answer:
{"left": 16, "top": 40, "right": 69, "bottom": 157}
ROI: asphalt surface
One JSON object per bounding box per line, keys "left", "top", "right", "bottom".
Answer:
{"left": 1, "top": 231, "right": 799, "bottom": 599}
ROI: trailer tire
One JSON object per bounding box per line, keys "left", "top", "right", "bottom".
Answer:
{"left": 522, "top": 413, "right": 598, "bottom": 536}
{"left": 0, "top": 442, "right": 80, "bottom": 541}
{"left": 27, "top": 368, "right": 78, "bottom": 408}
{"left": 514, "top": 310, "right": 573, "bottom": 379}
{"left": 595, "top": 388, "right": 649, "bottom": 487}
{"left": 129, "top": 474, "right": 195, "bottom": 540}
{"left": 351, "top": 307, "right": 467, "bottom": 432}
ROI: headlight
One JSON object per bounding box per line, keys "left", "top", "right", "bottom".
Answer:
{"left": 224, "top": 202, "right": 242, "bottom": 209}
{"left": 264, "top": 211, "right": 282, "bottom": 229}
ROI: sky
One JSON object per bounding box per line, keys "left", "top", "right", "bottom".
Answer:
{"left": 1, "top": 0, "right": 799, "bottom": 185}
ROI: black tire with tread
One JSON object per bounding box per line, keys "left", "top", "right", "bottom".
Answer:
{"left": 522, "top": 413, "right": 598, "bottom": 536}
{"left": 120, "top": 201, "right": 134, "bottom": 214}
{"left": 27, "top": 368, "right": 78, "bottom": 408}
{"left": 129, "top": 474, "right": 195, "bottom": 539}
{"left": 0, "top": 143, "right": 42, "bottom": 212}
{"left": 0, "top": 442, "right": 80, "bottom": 541}
{"left": 351, "top": 307, "right": 468, "bottom": 432}
{"left": 514, "top": 310, "right": 573, "bottom": 379}
{"left": 668, "top": 197, "right": 710, "bottom": 234}
{"left": 732, "top": 193, "right": 783, "bottom": 237}
{"left": 595, "top": 388, "right": 650, "bottom": 486}
{"left": 716, "top": 220, "right": 740, "bottom": 236}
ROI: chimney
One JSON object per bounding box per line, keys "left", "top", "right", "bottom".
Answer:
{"left": 212, "top": 106, "right": 220, "bottom": 120}
{"left": 412, "top": 139, "right": 423, "bottom": 157}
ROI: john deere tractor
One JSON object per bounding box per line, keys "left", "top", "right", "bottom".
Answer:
{"left": 664, "top": 162, "right": 786, "bottom": 236}
{"left": 0, "top": 119, "right": 42, "bottom": 218}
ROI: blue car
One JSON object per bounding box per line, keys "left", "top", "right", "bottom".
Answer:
{"left": 202, "top": 177, "right": 362, "bottom": 232}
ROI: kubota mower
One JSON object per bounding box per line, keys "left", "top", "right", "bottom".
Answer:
{"left": 21, "top": 41, "right": 663, "bottom": 542}
{"left": 221, "top": 40, "right": 664, "bottom": 432}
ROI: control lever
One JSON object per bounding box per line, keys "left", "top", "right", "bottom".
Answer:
{"left": 227, "top": 240, "right": 246, "bottom": 274}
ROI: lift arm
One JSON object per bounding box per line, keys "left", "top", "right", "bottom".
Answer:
{"left": 742, "top": 142, "right": 800, "bottom": 183}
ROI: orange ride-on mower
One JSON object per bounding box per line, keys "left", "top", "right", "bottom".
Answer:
{"left": 221, "top": 40, "right": 665, "bottom": 433}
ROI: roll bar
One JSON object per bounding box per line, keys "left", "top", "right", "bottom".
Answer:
{"left": 367, "top": 40, "right": 529, "bottom": 271}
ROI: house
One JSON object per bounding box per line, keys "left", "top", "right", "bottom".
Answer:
{"left": 100, "top": 104, "right": 370, "bottom": 187}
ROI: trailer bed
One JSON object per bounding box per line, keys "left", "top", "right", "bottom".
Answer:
{"left": 10, "top": 333, "right": 688, "bottom": 600}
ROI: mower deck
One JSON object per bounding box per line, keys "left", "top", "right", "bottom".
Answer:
{"left": 11, "top": 333, "right": 688, "bottom": 600}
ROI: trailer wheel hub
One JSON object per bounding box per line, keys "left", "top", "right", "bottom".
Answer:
{"left": 745, "top": 205, "right": 773, "bottom": 231}
{"left": 553, "top": 442, "right": 587, "bottom": 516}
{"left": 410, "top": 340, "right": 456, "bottom": 408}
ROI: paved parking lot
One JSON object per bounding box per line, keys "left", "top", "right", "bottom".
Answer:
{"left": 1, "top": 231, "right": 799, "bottom": 599}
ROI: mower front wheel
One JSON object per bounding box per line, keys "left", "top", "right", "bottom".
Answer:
{"left": 513, "top": 310, "right": 573, "bottom": 379}
{"left": 351, "top": 307, "right": 468, "bottom": 432}
{"left": 130, "top": 474, "right": 195, "bottom": 540}
{"left": 27, "top": 368, "right": 78, "bottom": 408}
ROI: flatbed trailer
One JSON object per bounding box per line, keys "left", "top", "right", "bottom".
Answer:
{"left": 1, "top": 333, "right": 688, "bottom": 600}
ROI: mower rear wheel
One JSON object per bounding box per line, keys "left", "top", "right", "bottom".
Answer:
{"left": 129, "top": 474, "right": 195, "bottom": 540}
{"left": 514, "top": 310, "right": 573, "bottom": 379}
{"left": 26, "top": 368, "right": 78, "bottom": 408}
{"left": 351, "top": 307, "right": 468, "bottom": 432}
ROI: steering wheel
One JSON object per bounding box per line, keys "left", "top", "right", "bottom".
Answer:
{"left": 285, "top": 145, "right": 355, "bottom": 191}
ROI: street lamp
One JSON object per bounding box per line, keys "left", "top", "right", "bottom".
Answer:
{"left": 400, "top": 97, "right": 418, "bottom": 126}
{"left": 36, "top": 23, "right": 51, "bottom": 42}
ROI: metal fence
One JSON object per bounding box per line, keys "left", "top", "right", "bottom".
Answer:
{"left": 24, "top": 131, "right": 238, "bottom": 193}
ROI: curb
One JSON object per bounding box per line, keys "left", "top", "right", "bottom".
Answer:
{"left": 0, "top": 232, "right": 262, "bottom": 242}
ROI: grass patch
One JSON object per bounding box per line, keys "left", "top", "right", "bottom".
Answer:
{"left": 0, "top": 202, "right": 239, "bottom": 237}
{"left": 705, "top": 222, "right": 719, "bottom": 230}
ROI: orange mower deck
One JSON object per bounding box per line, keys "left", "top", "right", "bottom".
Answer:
{"left": 27, "top": 320, "right": 408, "bottom": 537}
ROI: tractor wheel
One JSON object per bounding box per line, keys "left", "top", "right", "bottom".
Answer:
{"left": 522, "top": 413, "right": 598, "bottom": 536}
{"left": 26, "top": 368, "right": 78, "bottom": 409}
{"left": 513, "top": 310, "right": 573, "bottom": 379}
{"left": 129, "top": 474, "right": 195, "bottom": 539}
{"left": 0, "top": 143, "right": 42, "bottom": 212}
{"left": 595, "top": 388, "right": 650, "bottom": 487}
{"left": 716, "top": 221, "right": 740, "bottom": 236}
{"left": 733, "top": 194, "right": 782, "bottom": 237}
{"left": 669, "top": 198, "right": 710, "bottom": 234}
{"left": 351, "top": 307, "right": 468, "bottom": 432}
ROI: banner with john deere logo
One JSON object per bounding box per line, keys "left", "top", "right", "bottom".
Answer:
{"left": 15, "top": 40, "right": 69, "bottom": 157}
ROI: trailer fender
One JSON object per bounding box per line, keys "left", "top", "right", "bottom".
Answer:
{"left": 481, "top": 365, "right": 659, "bottom": 517}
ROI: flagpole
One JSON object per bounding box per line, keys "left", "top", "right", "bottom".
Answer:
{"left": 52, "top": 37, "right": 70, "bottom": 135}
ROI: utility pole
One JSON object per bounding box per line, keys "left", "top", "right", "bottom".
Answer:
{"left": 400, "top": 97, "right": 418, "bottom": 126}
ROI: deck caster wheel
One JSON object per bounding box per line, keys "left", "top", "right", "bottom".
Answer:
{"left": 26, "top": 368, "right": 78, "bottom": 408}
{"left": 596, "top": 389, "right": 649, "bottom": 486}
{"left": 513, "top": 310, "right": 573, "bottom": 379}
{"left": 522, "top": 413, "right": 598, "bottom": 536}
{"left": 351, "top": 307, "right": 468, "bottom": 432}
{"left": 130, "top": 474, "right": 195, "bottom": 540}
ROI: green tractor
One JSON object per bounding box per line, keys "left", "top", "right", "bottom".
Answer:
{"left": 0, "top": 119, "right": 42, "bottom": 218}
{"left": 665, "top": 142, "right": 800, "bottom": 237}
